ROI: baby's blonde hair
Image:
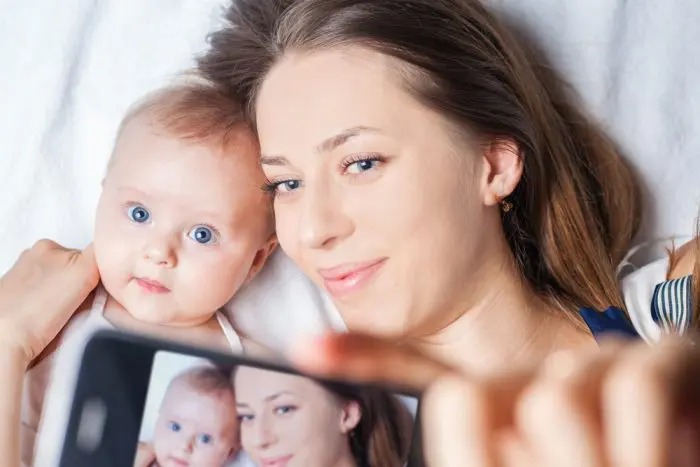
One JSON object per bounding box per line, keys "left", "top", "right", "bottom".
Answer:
{"left": 109, "top": 77, "right": 274, "bottom": 238}
{"left": 169, "top": 365, "right": 236, "bottom": 399}
{"left": 115, "top": 77, "right": 253, "bottom": 151}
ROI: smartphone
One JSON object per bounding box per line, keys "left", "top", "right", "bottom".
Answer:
{"left": 51, "top": 329, "right": 424, "bottom": 467}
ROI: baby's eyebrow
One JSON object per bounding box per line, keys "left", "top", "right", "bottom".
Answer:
{"left": 114, "top": 185, "right": 150, "bottom": 197}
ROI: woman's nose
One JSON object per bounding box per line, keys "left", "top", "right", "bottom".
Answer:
{"left": 141, "top": 235, "right": 177, "bottom": 267}
{"left": 254, "top": 414, "right": 277, "bottom": 448}
{"left": 299, "top": 183, "right": 354, "bottom": 250}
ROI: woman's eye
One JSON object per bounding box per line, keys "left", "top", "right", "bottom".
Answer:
{"left": 263, "top": 178, "right": 303, "bottom": 197}
{"left": 343, "top": 155, "right": 385, "bottom": 175}
{"left": 237, "top": 414, "right": 253, "bottom": 423}
{"left": 127, "top": 205, "right": 150, "bottom": 223}
{"left": 198, "top": 434, "right": 213, "bottom": 445}
{"left": 276, "top": 180, "right": 301, "bottom": 193}
{"left": 168, "top": 421, "right": 181, "bottom": 432}
{"left": 188, "top": 225, "right": 218, "bottom": 245}
{"left": 346, "top": 159, "right": 378, "bottom": 174}
{"left": 274, "top": 405, "right": 297, "bottom": 416}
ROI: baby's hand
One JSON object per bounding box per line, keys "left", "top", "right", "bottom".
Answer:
{"left": 132, "top": 441, "right": 156, "bottom": 467}
{"left": 0, "top": 240, "right": 99, "bottom": 365}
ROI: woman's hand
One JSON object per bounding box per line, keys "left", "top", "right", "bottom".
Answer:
{"left": 290, "top": 333, "right": 700, "bottom": 467}
{"left": 0, "top": 239, "right": 99, "bottom": 366}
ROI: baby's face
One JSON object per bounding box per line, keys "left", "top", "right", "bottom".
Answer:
{"left": 153, "top": 381, "right": 239, "bottom": 467}
{"left": 94, "top": 116, "right": 272, "bottom": 326}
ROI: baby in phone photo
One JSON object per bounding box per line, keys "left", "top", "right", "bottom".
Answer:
{"left": 133, "top": 362, "right": 249, "bottom": 467}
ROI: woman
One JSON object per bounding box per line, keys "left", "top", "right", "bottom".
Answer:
{"left": 196, "top": 0, "right": 641, "bottom": 376}
{"left": 232, "top": 365, "right": 413, "bottom": 467}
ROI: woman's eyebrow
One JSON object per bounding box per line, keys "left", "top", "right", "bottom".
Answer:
{"left": 316, "top": 125, "right": 381, "bottom": 153}
{"left": 260, "top": 155, "right": 289, "bottom": 166}
{"left": 260, "top": 125, "right": 382, "bottom": 165}
{"left": 235, "top": 391, "right": 295, "bottom": 409}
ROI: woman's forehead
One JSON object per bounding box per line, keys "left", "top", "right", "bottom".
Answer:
{"left": 236, "top": 367, "right": 323, "bottom": 398}
{"left": 255, "top": 47, "right": 441, "bottom": 155}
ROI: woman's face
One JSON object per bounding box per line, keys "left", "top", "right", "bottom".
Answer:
{"left": 256, "top": 46, "right": 500, "bottom": 338}
{"left": 234, "top": 367, "right": 360, "bottom": 467}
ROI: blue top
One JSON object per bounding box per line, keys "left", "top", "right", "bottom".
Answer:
{"left": 579, "top": 306, "right": 640, "bottom": 341}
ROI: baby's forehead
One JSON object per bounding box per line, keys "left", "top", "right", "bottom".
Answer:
{"left": 110, "top": 121, "right": 268, "bottom": 211}
{"left": 165, "top": 379, "right": 235, "bottom": 406}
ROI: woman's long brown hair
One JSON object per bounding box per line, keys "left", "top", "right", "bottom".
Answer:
{"left": 322, "top": 382, "right": 414, "bottom": 467}
{"left": 197, "top": 0, "right": 642, "bottom": 318}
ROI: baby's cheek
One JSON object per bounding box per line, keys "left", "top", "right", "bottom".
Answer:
{"left": 181, "top": 254, "right": 250, "bottom": 307}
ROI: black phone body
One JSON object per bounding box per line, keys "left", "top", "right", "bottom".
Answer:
{"left": 55, "top": 330, "right": 424, "bottom": 467}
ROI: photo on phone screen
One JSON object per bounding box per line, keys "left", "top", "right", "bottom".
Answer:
{"left": 132, "top": 350, "right": 419, "bottom": 467}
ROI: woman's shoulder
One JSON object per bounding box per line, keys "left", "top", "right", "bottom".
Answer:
{"left": 668, "top": 238, "right": 697, "bottom": 279}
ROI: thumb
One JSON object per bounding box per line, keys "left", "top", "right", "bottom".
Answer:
{"left": 422, "top": 376, "right": 497, "bottom": 467}
{"left": 49, "top": 243, "right": 100, "bottom": 317}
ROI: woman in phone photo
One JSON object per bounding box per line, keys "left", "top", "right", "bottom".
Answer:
{"left": 233, "top": 365, "right": 413, "bottom": 467}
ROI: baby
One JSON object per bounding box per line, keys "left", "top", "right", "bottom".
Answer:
{"left": 23, "top": 81, "right": 277, "bottom": 465}
{"left": 134, "top": 366, "right": 240, "bottom": 467}
{"left": 90, "top": 81, "right": 277, "bottom": 351}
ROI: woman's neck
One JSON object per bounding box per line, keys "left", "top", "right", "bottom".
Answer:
{"left": 410, "top": 246, "right": 597, "bottom": 376}
{"left": 334, "top": 446, "right": 360, "bottom": 467}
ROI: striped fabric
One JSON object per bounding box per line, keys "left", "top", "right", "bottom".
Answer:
{"left": 651, "top": 275, "right": 693, "bottom": 334}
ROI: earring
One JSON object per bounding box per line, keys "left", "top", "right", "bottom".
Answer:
{"left": 499, "top": 197, "right": 513, "bottom": 212}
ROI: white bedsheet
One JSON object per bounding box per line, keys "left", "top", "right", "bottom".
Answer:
{"left": 1, "top": 1, "right": 699, "bottom": 339}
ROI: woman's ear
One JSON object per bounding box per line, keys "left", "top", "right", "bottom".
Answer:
{"left": 479, "top": 137, "right": 523, "bottom": 207}
{"left": 244, "top": 234, "right": 279, "bottom": 284}
{"left": 339, "top": 400, "right": 362, "bottom": 433}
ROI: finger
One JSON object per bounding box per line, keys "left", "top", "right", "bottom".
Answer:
{"left": 68, "top": 243, "right": 99, "bottom": 291}
{"left": 514, "top": 347, "right": 620, "bottom": 467}
{"left": 30, "top": 238, "right": 62, "bottom": 254}
{"left": 495, "top": 430, "right": 538, "bottom": 467}
{"left": 422, "top": 370, "right": 552, "bottom": 467}
{"left": 602, "top": 337, "right": 699, "bottom": 467}
{"left": 289, "top": 332, "right": 455, "bottom": 392}
{"left": 422, "top": 375, "right": 497, "bottom": 467}
{"left": 27, "top": 244, "right": 99, "bottom": 342}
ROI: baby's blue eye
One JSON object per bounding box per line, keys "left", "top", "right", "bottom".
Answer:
{"left": 188, "top": 226, "right": 217, "bottom": 245}
{"left": 168, "top": 421, "right": 181, "bottom": 432}
{"left": 127, "top": 205, "right": 150, "bottom": 223}
{"left": 198, "top": 434, "right": 213, "bottom": 445}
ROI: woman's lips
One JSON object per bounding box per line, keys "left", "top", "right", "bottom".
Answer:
{"left": 318, "top": 258, "right": 387, "bottom": 298}
{"left": 259, "top": 454, "right": 293, "bottom": 467}
{"left": 134, "top": 277, "right": 170, "bottom": 294}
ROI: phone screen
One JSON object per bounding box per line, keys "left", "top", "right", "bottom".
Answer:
{"left": 133, "top": 350, "right": 419, "bottom": 467}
